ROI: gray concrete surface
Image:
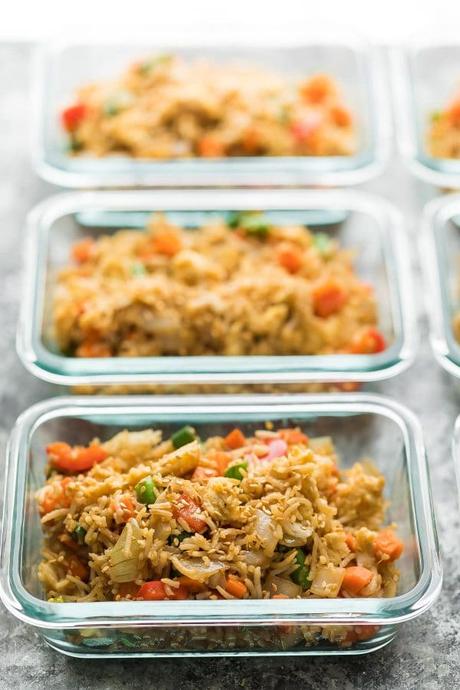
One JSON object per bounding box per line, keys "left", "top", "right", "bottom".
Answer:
{"left": 0, "top": 43, "right": 459, "bottom": 689}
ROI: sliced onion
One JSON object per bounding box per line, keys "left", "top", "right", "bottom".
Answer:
{"left": 309, "top": 566, "right": 345, "bottom": 598}
{"left": 240, "top": 550, "right": 269, "bottom": 567}
{"left": 108, "top": 519, "right": 143, "bottom": 583}
{"left": 281, "top": 521, "right": 313, "bottom": 547}
{"left": 266, "top": 574, "right": 302, "bottom": 598}
{"left": 170, "top": 555, "right": 224, "bottom": 583}
{"left": 254, "top": 509, "right": 280, "bottom": 557}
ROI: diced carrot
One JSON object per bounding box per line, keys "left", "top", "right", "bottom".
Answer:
{"left": 68, "top": 555, "right": 89, "bottom": 581}
{"left": 278, "top": 428, "right": 309, "bottom": 445}
{"left": 137, "top": 580, "right": 188, "bottom": 600}
{"left": 166, "top": 583, "right": 189, "bottom": 600}
{"left": 172, "top": 493, "right": 207, "bottom": 533}
{"left": 152, "top": 231, "right": 182, "bottom": 257}
{"left": 373, "top": 529, "right": 404, "bottom": 562}
{"left": 224, "top": 428, "right": 246, "bottom": 450}
{"left": 300, "top": 74, "right": 334, "bottom": 104}
{"left": 192, "top": 466, "right": 219, "bottom": 481}
{"left": 341, "top": 566, "right": 373, "bottom": 595}
{"left": 272, "top": 594, "right": 289, "bottom": 599}
{"left": 312, "top": 280, "right": 348, "bottom": 318}
{"left": 137, "top": 580, "right": 167, "bottom": 600}
{"left": 178, "top": 576, "right": 205, "bottom": 593}
{"left": 330, "top": 105, "right": 352, "bottom": 127}
{"left": 197, "top": 136, "right": 225, "bottom": 158}
{"left": 348, "top": 327, "right": 386, "bottom": 354}
{"left": 345, "top": 533, "right": 358, "bottom": 552}
{"left": 47, "top": 442, "right": 108, "bottom": 473}
{"left": 448, "top": 100, "right": 460, "bottom": 126}
{"left": 277, "top": 248, "right": 303, "bottom": 274}
{"left": 225, "top": 575, "right": 248, "bottom": 598}
{"left": 76, "top": 340, "right": 112, "bottom": 358}
{"left": 61, "top": 103, "right": 87, "bottom": 132}
{"left": 71, "top": 237, "right": 95, "bottom": 264}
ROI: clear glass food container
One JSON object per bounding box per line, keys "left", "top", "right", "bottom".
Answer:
{"left": 421, "top": 193, "right": 460, "bottom": 377}
{"left": 16, "top": 189, "right": 417, "bottom": 388}
{"left": 33, "top": 33, "right": 390, "bottom": 188}
{"left": 0, "top": 393, "right": 441, "bottom": 658}
{"left": 391, "top": 41, "right": 460, "bottom": 188}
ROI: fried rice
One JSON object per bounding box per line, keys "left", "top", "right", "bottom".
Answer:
{"left": 52, "top": 213, "right": 386, "bottom": 359}
{"left": 60, "top": 54, "right": 356, "bottom": 159}
{"left": 37, "top": 425, "right": 402, "bottom": 610}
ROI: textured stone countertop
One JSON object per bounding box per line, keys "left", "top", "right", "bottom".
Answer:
{"left": 0, "top": 43, "right": 459, "bottom": 690}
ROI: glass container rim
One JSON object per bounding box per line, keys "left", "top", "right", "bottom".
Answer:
{"left": 32, "top": 35, "right": 391, "bottom": 188}
{"left": 0, "top": 392, "right": 442, "bottom": 630}
{"left": 16, "top": 188, "right": 418, "bottom": 386}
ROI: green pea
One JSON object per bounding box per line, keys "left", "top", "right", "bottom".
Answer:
{"left": 135, "top": 476, "right": 157, "bottom": 505}
{"left": 224, "top": 461, "right": 248, "bottom": 481}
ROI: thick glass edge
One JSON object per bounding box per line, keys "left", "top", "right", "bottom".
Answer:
{"left": 31, "top": 40, "right": 390, "bottom": 188}
{"left": 421, "top": 194, "right": 460, "bottom": 377}
{"left": 16, "top": 189, "right": 417, "bottom": 386}
{"left": 0, "top": 393, "right": 442, "bottom": 630}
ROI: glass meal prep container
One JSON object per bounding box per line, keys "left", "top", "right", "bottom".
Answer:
{"left": 33, "top": 34, "right": 390, "bottom": 188}
{"left": 16, "top": 189, "right": 416, "bottom": 388}
{"left": 421, "top": 193, "right": 460, "bottom": 377}
{"left": 392, "top": 41, "right": 460, "bottom": 189}
{"left": 0, "top": 393, "right": 441, "bottom": 658}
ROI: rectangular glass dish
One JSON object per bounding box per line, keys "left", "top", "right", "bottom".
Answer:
{"left": 421, "top": 193, "right": 460, "bottom": 377}
{"left": 392, "top": 41, "right": 460, "bottom": 188}
{"left": 33, "top": 34, "right": 390, "bottom": 188}
{"left": 0, "top": 393, "right": 441, "bottom": 658}
{"left": 17, "top": 189, "right": 417, "bottom": 387}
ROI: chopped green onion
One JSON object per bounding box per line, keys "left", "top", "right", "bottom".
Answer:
{"left": 227, "top": 211, "right": 270, "bottom": 238}
{"left": 131, "top": 261, "right": 147, "bottom": 277}
{"left": 290, "top": 549, "right": 311, "bottom": 588}
{"left": 139, "top": 53, "right": 173, "bottom": 76}
{"left": 72, "top": 525, "right": 87, "bottom": 545}
{"left": 135, "top": 476, "right": 157, "bottom": 505}
{"left": 312, "top": 232, "right": 332, "bottom": 256}
{"left": 171, "top": 425, "right": 197, "bottom": 449}
{"left": 48, "top": 596, "right": 65, "bottom": 603}
{"left": 224, "top": 461, "right": 248, "bottom": 481}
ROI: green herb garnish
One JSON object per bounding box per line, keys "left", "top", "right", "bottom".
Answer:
{"left": 171, "top": 425, "right": 198, "bottom": 449}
